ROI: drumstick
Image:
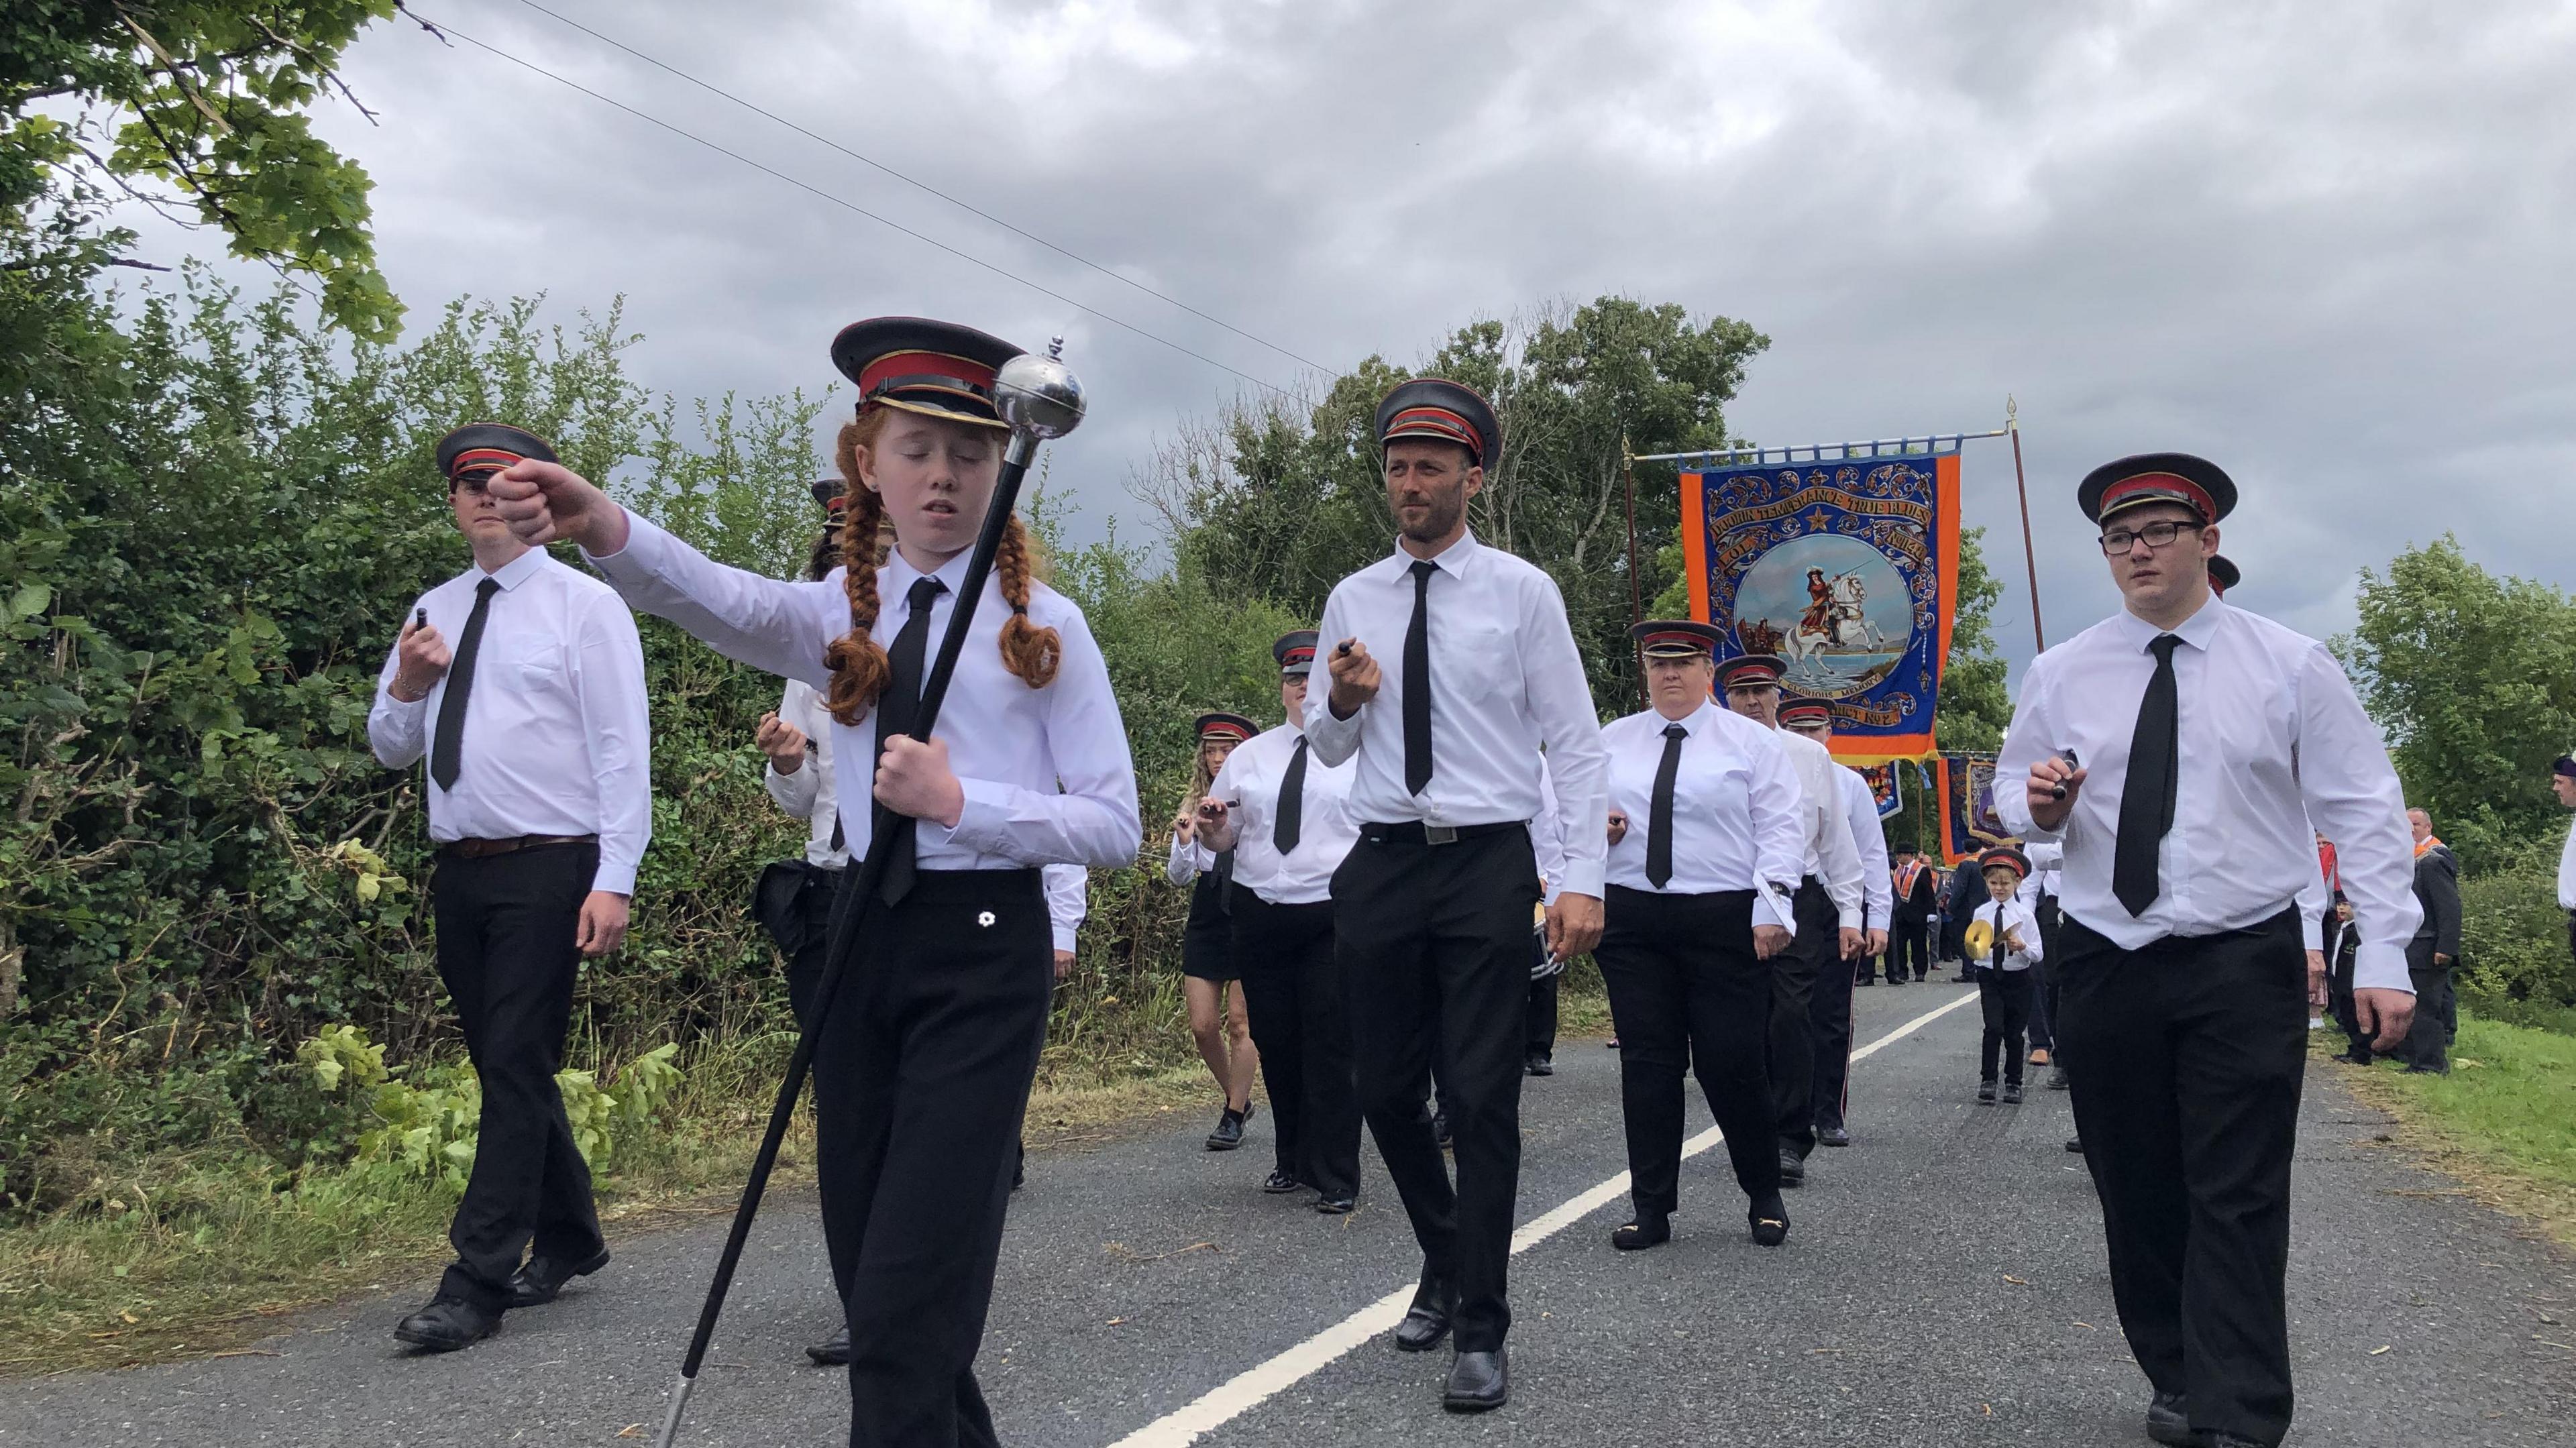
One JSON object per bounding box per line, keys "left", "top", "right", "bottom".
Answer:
{"left": 2049, "top": 748, "right": 2080, "bottom": 800}
{"left": 415, "top": 607, "right": 429, "bottom": 630}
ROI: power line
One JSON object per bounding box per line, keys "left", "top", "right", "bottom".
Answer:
{"left": 510, "top": 0, "right": 1335, "bottom": 378}
{"left": 395, "top": 4, "right": 1294, "bottom": 398}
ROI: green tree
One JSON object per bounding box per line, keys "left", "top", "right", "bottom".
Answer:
{"left": 1140, "top": 296, "right": 1769, "bottom": 704}
{"left": 2337, "top": 535, "right": 2576, "bottom": 868}
{"left": 3, "top": 0, "right": 401, "bottom": 339}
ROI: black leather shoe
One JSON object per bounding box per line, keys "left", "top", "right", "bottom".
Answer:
{"left": 1856, "top": 976, "right": 1875, "bottom": 986}
{"left": 1432, "top": 1110, "right": 1452, "bottom": 1150}
{"left": 505, "top": 1247, "right": 608, "bottom": 1308}
{"left": 2144, "top": 1390, "right": 2192, "bottom": 1447}
{"left": 1442, "top": 1347, "right": 1508, "bottom": 1412}
{"left": 1315, "top": 1193, "right": 1356, "bottom": 1215}
{"left": 805, "top": 1325, "right": 851, "bottom": 1366}
{"left": 1976, "top": 1082, "right": 1997, "bottom": 1104}
{"left": 2001, "top": 1082, "right": 2024, "bottom": 1105}
{"left": 1610, "top": 1215, "right": 1669, "bottom": 1251}
{"left": 1777, "top": 1148, "right": 1806, "bottom": 1187}
{"left": 1817, "top": 1125, "right": 1851, "bottom": 1148}
{"left": 1393, "top": 1278, "right": 1455, "bottom": 1352}
{"left": 1523, "top": 1052, "right": 1554, "bottom": 1077}
{"left": 2047, "top": 1066, "right": 2072, "bottom": 1091}
{"left": 1750, "top": 1211, "right": 1789, "bottom": 1247}
{"left": 1205, "top": 1106, "right": 1247, "bottom": 1151}
{"left": 1263, "top": 1169, "right": 1303, "bottom": 1194}
{"left": 2065, "top": 1136, "right": 2084, "bottom": 1153}
{"left": 393, "top": 1295, "right": 500, "bottom": 1352}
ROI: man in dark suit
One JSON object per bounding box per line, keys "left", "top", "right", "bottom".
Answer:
{"left": 2402, "top": 807, "right": 2461, "bottom": 1074}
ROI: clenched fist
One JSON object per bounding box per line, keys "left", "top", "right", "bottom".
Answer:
{"left": 1326, "top": 638, "right": 1381, "bottom": 719}
{"left": 757, "top": 711, "right": 809, "bottom": 771}
{"left": 390, "top": 616, "right": 451, "bottom": 703}
{"left": 1605, "top": 808, "right": 1629, "bottom": 847}
{"left": 486, "top": 459, "right": 631, "bottom": 556}
{"left": 875, "top": 734, "right": 964, "bottom": 827}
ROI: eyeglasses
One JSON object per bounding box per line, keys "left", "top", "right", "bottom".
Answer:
{"left": 2097, "top": 519, "right": 2202, "bottom": 555}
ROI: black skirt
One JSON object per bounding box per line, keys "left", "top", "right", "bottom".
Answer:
{"left": 1181, "top": 868, "right": 1236, "bottom": 982}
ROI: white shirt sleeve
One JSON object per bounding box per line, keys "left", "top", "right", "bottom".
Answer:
{"left": 2290, "top": 645, "right": 2420, "bottom": 993}
{"left": 1044, "top": 865, "right": 1087, "bottom": 954}
{"left": 1841, "top": 769, "right": 1893, "bottom": 927}
{"left": 1167, "top": 831, "right": 1200, "bottom": 885}
{"left": 1520, "top": 577, "right": 1609, "bottom": 899}
{"left": 2294, "top": 846, "right": 2328, "bottom": 952}
{"left": 764, "top": 679, "right": 821, "bottom": 823}
{"left": 1304, "top": 588, "right": 1363, "bottom": 767}
{"left": 571, "top": 588, "right": 653, "bottom": 896}
{"left": 1529, "top": 761, "right": 1568, "bottom": 906}
{"left": 585, "top": 511, "right": 842, "bottom": 687}
{"left": 1818, "top": 780, "right": 1866, "bottom": 930}
{"left": 1748, "top": 728, "right": 1808, "bottom": 934}
{"left": 936, "top": 604, "right": 1144, "bottom": 870}
{"left": 1993, "top": 658, "right": 2059, "bottom": 843}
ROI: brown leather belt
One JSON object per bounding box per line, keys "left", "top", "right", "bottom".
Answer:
{"left": 439, "top": 833, "right": 598, "bottom": 860}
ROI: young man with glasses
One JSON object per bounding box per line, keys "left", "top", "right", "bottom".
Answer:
{"left": 1997, "top": 453, "right": 2416, "bottom": 1448}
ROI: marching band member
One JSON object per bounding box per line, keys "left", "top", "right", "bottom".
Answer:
{"left": 372, "top": 423, "right": 649, "bottom": 1353}
{"left": 488, "top": 317, "right": 1140, "bottom": 1448}
{"left": 2000, "top": 451, "right": 2416, "bottom": 1448}
{"left": 1307, "top": 378, "right": 1608, "bottom": 1412}
{"left": 1966, "top": 846, "right": 2043, "bottom": 1103}
{"left": 1777, "top": 698, "right": 1890, "bottom": 1150}
{"left": 1197, "top": 632, "right": 1364, "bottom": 1211}
{"left": 1715, "top": 656, "right": 1864, "bottom": 1188}
{"left": 1595, "top": 622, "right": 1805, "bottom": 1250}
{"left": 1169, "top": 712, "right": 1263, "bottom": 1152}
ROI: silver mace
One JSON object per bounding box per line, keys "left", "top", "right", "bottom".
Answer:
{"left": 654, "top": 339, "right": 1086, "bottom": 1448}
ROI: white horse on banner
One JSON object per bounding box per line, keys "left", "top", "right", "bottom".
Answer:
{"left": 1784, "top": 572, "right": 1888, "bottom": 677}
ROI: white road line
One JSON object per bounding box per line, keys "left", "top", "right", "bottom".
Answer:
{"left": 1104, "top": 987, "right": 1983, "bottom": 1447}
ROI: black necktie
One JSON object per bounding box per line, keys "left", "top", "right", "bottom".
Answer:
{"left": 1403, "top": 559, "right": 1436, "bottom": 795}
{"left": 1990, "top": 907, "right": 2006, "bottom": 970}
{"left": 1646, "top": 721, "right": 1687, "bottom": 889}
{"left": 2113, "top": 633, "right": 2183, "bottom": 917}
{"left": 1274, "top": 734, "right": 1309, "bottom": 854}
{"left": 429, "top": 577, "right": 500, "bottom": 792}
{"left": 875, "top": 575, "right": 948, "bottom": 905}
{"left": 1213, "top": 846, "right": 1234, "bottom": 916}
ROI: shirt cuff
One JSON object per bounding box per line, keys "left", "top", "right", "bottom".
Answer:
{"left": 1754, "top": 890, "right": 1796, "bottom": 936}
{"left": 1837, "top": 905, "right": 1864, "bottom": 932}
{"left": 1053, "top": 922, "right": 1079, "bottom": 954}
{"left": 1555, "top": 860, "right": 1604, "bottom": 899}
{"left": 2301, "top": 914, "right": 2323, "bottom": 952}
{"left": 591, "top": 858, "right": 638, "bottom": 896}
{"left": 940, "top": 778, "right": 1014, "bottom": 855}
{"left": 2352, "top": 942, "right": 2416, "bottom": 995}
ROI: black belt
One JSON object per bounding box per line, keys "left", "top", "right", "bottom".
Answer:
{"left": 439, "top": 832, "right": 597, "bottom": 860}
{"left": 1359, "top": 820, "right": 1525, "bottom": 847}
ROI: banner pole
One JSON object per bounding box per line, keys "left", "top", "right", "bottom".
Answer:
{"left": 1623, "top": 437, "right": 1647, "bottom": 708}
{"left": 2007, "top": 396, "right": 2046, "bottom": 653}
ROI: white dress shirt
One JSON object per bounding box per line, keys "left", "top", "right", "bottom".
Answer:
{"left": 588, "top": 513, "right": 1140, "bottom": 874}
{"left": 1972, "top": 896, "right": 2045, "bottom": 972}
{"left": 1210, "top": 722, "right": 1359, "bottom": 907}
{"left": 1996, "top": 596, "right": 2420, "bottom": 993}
{"left": 1167, "top": 833, "right": 1222, "bottom": 885}
{"left": 1044, "top": 865, "right": 1086, "bottom": 954}
{"left": 1303, "top": 531, "right": 1609, "bottom": 898}
{"left": 1529, "top": 762, "right": 1568, "bottom": 907}
{"left": 1833, "top": 764, "right": 1895, "bottom": 930}
{"left": 765, "top": 677, "right": 847, "bottom": 869}
{"left": 370, "top": 548, "right": 652, "bottom": 895}
{"left": 2559, "top": 813, "right": 2576, "bottom": 910}
{"left": 1770, "top": 726, "right": 1868, "bottom": 930}
{"left": 1599, "top": 701, "right": 1807, "bottom": 930}
{"left": 2017, "top": 842, "right": 2063, "bottom": 909}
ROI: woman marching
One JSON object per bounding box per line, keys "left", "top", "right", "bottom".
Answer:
{"left": 488, "top": 317, "right": 1140, "bottom": 1448}
{"left": 1595, "top": 622, "right": 1808, "bottom": 1249}
{"left": 1167, "top": 712, "right": 1263, "bottom": 1151}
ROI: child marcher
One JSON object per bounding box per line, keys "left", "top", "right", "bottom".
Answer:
{"left": 1969, "top": 846, "right": 2045, "bottom": 1103}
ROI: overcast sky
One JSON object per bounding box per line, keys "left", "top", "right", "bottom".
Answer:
{"left": 105, "top": 0, "right": 2576, "bottom": 681}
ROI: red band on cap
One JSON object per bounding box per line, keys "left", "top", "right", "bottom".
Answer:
{"left": 857, "top": 349, "right": 998, "bottom": 402}
{"left": 1199, "top": 724, "right": 1250, "bottom": 742}
{"left": 1281, "top": 646, "right": 1315, "bottom": 665}
{"left": 1640, "top": 629, "right": 1709, "bottom": 653}
{"left": 1384, "top": 405, "right": 1482, "bottom": 459}
{"left": 1720, "top": 661, "right": 1782, "bottom": 685}
{"left": 448, "top": 446, "right": 524, "bottom": 478}
{"left": 2099, "top": 472, "right": 2216, "bottom": 522}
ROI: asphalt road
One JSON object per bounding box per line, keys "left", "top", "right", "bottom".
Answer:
{"left": 8, "top": 979, "right": 2574, "bottom": 1447}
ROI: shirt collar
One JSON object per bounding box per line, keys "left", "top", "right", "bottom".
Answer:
{"left": 1375, "top": 527, "right": 1482, "bottom": 583}
{"left": 479, "top": 548, "right": 549, "bottom": 592}
{"left": 883, "top": 546, "right": 975, "bottom": 607}
{"left": 2112, "top": 591, "right": 2226, "bottom": 653}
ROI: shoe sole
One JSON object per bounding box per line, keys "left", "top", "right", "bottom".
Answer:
{"left": 393, "top": 1321, "right": 500, "bottom": 1352}
{"left": 507, "top": 1248, "right": 610, "bottom": 1309}
{"left": 804, "top": 1345, "right": 851, "bottom": 1366}
{"left": 1442, "top": 1392, "right": 1507, "bottom": 1413}
{"left": 1395, "top": 1323, "right": 1452, "bottom": 1353}
{"left": 1205, "top": 1137, "right": 1242, "bottom": 1151}
{"left": 1315, "top": 1199, "right": 1356, "bottom": 1215}
{"left": 2145, "top": 1417, "right": 2195, "bottom": 1447}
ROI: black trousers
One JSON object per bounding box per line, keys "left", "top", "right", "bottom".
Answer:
{"left": 430, "top": 842, "right": 604, "bottom": 1313}
{"left": 1880, "top": 911, "right": 1930, "bottom": 982}
{"left": 1978, "top": 968, "right": 2033, "bottom": 1084}
{"left": 812, "top": 869, "right": 1052, "bottom": 1448}
{"left": 2056, "top": 907, "right": 2307, "bottom": 1448}
{"left": 1526, "top": 968, "right": 1559, "bottom": 1059}
{"left": 1810, "top": 907, "right": 1861, "bottom": 1135}
{"left": 1596, "top": 886, "right": 1780, "bottom": 1219}
{"left": 1335, "top": 824, "right": 1539, "bottom": 1354}
{"left": 784, "top": 865, "right": 846, "bottom": 1021}
{"left": 2403, "top": 944, "right": 2454, "bottom": 1071}
{"left": 1770, "top": 880, "right": 1836, "bottom": 1157}
{"left": 1232, "top": 892, "right": 1362, "bottom": 1199}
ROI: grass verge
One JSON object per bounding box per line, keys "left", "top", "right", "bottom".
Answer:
{"left": 2322, "top": 1014, "right": 2576, "bottom": 1251}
